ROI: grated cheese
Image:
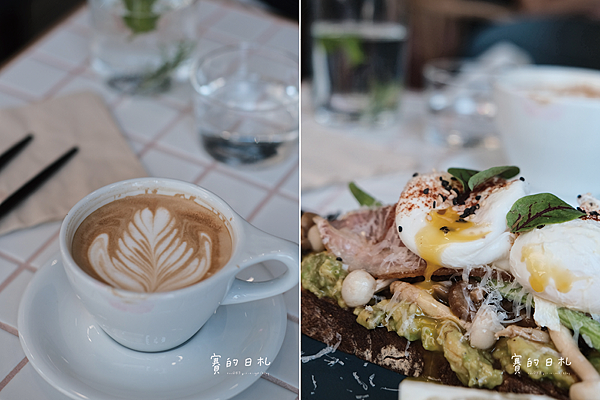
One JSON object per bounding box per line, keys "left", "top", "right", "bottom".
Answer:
{"left": 301, "top": 333, "right": 342, "bottom": 363}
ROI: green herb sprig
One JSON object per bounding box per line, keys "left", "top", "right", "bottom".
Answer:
{"left": 122, "top": 0, "right": 159, "bottom": 35}
{"left": 506, "top": 193, "right": 585, "bottom": 233}
{"left": 138, "top": 40, "right": 193, "bottom": 91}
{"left": 448, "top": 166, "right": 520, "bottom": 193}
{"left": 349, "top": 182, "right": 382, "bottom": 207}
{"left": 318, "top": 36, "right": 365, "bottom": 66}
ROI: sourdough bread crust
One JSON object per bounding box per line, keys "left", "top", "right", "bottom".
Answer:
{"left": 301, "top": 289, "right": 570, "bottom": 400}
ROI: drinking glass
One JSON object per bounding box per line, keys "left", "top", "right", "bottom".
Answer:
{"left": 190, "top": 43, "right": 299, "bottom": 167}
{"left": 89, "top": 0, "right": 198, "bottom": 95}
{"left": 310, "top": 0, "right": 408, "bottom": 127}
{"left": 423, "top": 58, "right": 497, "bottom": 148}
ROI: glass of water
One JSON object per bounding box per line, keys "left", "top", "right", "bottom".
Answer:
{"left": 89, "top": 0, "right": 198, "bottom": 95}
{"left": 310, "top": 0, "right": 408, "bottom": 127}
{"left": 190, "top": 43, "right": 299, "bottom": 167}
{"left": 423, "top": 58, "right": 498, "bottom": 148}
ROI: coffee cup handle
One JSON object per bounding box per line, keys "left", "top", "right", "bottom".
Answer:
{"left": 221, "top": 222, "right": 299, "bottom": 305}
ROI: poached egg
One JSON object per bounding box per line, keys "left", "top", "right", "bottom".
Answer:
{"left": 510, "top": 217, "right": 600, "bottom": 315}
{"left": 395, "top": 172, "right": 528, "bottom": 279}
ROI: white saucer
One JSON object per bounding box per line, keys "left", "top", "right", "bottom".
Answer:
{"left": 18, "top": 256, "right": 287, "bottom": 400}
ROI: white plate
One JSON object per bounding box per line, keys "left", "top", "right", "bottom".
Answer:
{"left": 18, "top": 256, "right": 287, "bottom": 400}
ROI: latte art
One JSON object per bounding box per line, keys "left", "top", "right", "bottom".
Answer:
{"left": 72, "top": 193, "right": 232, "bottom": 293}
{"left": 88, "top": 207, "right": 212, "bottom": 292}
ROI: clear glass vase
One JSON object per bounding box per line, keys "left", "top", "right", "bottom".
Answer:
{"left": 89, "top": 0, "right": 197, "bottom": 95}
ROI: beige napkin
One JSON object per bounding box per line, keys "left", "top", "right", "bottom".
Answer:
{"left": 0, "top": 92, "right": 147, "bottom": 236}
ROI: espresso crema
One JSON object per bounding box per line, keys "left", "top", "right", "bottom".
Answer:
{"left": 71, "top": 193, "right": 233, "bottom": 293}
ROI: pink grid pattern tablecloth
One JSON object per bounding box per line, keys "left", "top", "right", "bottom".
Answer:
{"left": 0, "top": 1, "right": 299, "bottom": 399}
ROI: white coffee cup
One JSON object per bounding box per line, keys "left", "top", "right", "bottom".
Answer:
{"left": 494, "top": 65, "right": 600, "bottom": 200}
{"left": 59, "top": 177, "right": 299, "bottom": 352}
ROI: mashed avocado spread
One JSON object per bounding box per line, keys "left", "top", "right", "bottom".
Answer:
{"left": 355, "top": 298, "right": 503, "bottom": 389}
{"left": 301, "top": 252, "right": 348, "bottom": 308}
{"left": 301, "top": 251, "right": 579, "bottom": 390}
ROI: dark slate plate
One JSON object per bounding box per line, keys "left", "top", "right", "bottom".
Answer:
{"left": 301, "top": 335, "right": 406, "bottom": 400}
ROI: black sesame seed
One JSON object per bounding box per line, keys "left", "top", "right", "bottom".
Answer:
{"left": 475, "top": 195, "right": 481, "bottom": 200}
{"left": 459, "top": 205, "right": 479, "bottom": 219}
{"left": 433, "top": 201, "right": 437, "bottom": 208}
{"left": 336, "top": 257, "right": 343, "bottom": 262}
{"left": 536, "top": 225, "right": 545, "bottom": 229}
{"left": 456, "top": 218, "right": 467, "bottom": 223}
{"left": 591, "top": 211, "right": 599, "bottom": 216}
{"left": 423, "top": 188, "right": 430, "bottom": 194}
{"left": 450, "top": 177, "right": 457, "bottom": 181}
{"left": 413, "top": 172, "right": 418, "bottom": 177}
{"left": 519, "top": 177, "right": 525, "bottom": 181}
{"left": 578, "top": 194, "right": 582, "bottom": 199}
{"left": 440, "top": 195, "right": 447, "bottom": 202}
{"left": 398, "top": 226, "right": 403, "bottom": 233}
{"left": 577, "top": 207, "right": 584, "bottom": 212}
{"left": 452, "top": 198, "right": 458, "bottom": 206}
{"left": 440, "top": 226, "right": 450, "bottom": 234}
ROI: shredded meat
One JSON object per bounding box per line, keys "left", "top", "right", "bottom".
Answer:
{"left": 315, "top": 205, "right": 451, "bottom": 279}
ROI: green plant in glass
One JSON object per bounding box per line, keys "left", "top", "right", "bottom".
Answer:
{"left": 110, "top": 0, "right": 194, "bottom": 95}
{"left": 317, "top": 35, "right": 403, "bottom": 124}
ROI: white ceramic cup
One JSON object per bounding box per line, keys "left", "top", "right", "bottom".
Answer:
{"left": 494, "top": 66, "right": 600, "bottom": 199}
{"left": 59, "top": 177, "right": 299, "bottom": 352}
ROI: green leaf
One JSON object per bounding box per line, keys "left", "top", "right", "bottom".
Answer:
{"left": 558, "top": 308, "right": 600, "bottom": 351}
{"left": 318, "top": 36, "right": 365, "bottom": 66}
{"left": 122, "top": 0, "right": 159, "bottom": 35}
{"left": 123, "top": 15, "right": 159, "bottom": 34}
{"left": 365, "top": 80, "right": 403, "bottom": 122}
{"left": 506, "top": 193, "right": 585, "bottom": 233}
{"left": 468, "top": 166, "right": 520, "bottom": 190}
{"left": 138, "top": 40, "right": 194, "bottom": 91}
{"left": 447, "top": 168, "right": 479, "bottom": 192}
{"left": 448, "top": 166, "right": 520, "bottom": 193}
{"left": 349, "top": 182, "right": 381, "bottom": 207}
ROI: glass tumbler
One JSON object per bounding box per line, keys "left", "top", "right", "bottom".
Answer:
{"left": 310, "top": 0, "right": 408, "bottom": 127}
{"left": 423, "top": 58, "right": 498, "bottom": 148}
{"left": 190, "top": 43, "right": 299, "bottom": 167}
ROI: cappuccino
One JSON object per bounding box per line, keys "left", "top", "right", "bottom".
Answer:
{"left": 71, "top": 193, "right": 232, "bottom": 293}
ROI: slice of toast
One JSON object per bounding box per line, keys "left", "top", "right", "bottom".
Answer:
{"left": 301, "top": 289, "right": 570, "bottom": 400}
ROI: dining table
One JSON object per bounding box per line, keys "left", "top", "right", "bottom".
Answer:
{"left": 0, "top": 1, "right": 299, "bottom": 399}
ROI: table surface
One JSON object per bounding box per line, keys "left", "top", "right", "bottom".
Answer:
{"left": 0, "top": 1, "right": 299, "bottom": 399}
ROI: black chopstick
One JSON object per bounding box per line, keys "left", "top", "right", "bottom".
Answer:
{"left": 0, "top": 146, "right": 79, "bottom": 220}
{"left": 0, "top": 134, "right": 33, "bottom": 173}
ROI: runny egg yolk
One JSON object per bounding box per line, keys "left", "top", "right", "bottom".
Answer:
{"left": 416, "top": 208, "right": 489, "bottom": 280}
{"left": 414, "top": 279, "right": 439, "bottom": 294}
{"left": 521, "top": 244, "right": 578, "bottom": 293}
